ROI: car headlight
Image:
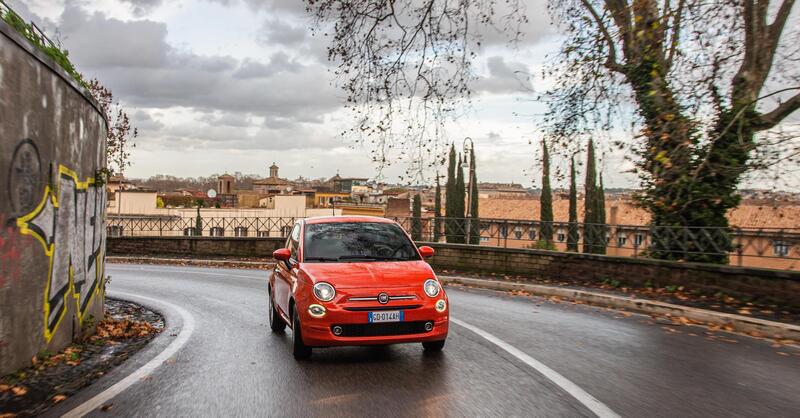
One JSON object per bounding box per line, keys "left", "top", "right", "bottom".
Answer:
{"left": 313, "top": 282, "right": 336, "bottom": 302}
{"left": 435, "top": 299, "right": 447, "bottom": 312}
{"left": 423, "top": 279, "right": 440, "bottom": 298}
{"left": 308, "top": 304, "right": 327, "bottom": 318}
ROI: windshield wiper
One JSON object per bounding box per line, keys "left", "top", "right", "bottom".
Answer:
{"left": 304, "top": 256, "right": 339, "bottom": 262}
{"left": 336, "top": 255, "right": 411, "bottom": 261}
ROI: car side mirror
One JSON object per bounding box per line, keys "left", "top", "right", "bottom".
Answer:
{"left": 418, "top": 246, "right": 435, "bottom": 259}
{"left": 273, "top": 248, "right": 291, "bottom": 262}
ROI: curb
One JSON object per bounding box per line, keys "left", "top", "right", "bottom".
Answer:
{"left": 106, "top": 256, "right": 273, "bottom": 268}
{"left": 440, "top": 276, "right": 800, "bottom": 341}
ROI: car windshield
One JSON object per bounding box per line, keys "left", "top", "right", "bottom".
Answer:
{"left": 303, "top": 222, "right": 420, "bottom": 262}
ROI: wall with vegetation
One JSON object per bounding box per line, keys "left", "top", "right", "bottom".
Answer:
{"left": 0, "top": 20, "right": 107, "bottom": 375}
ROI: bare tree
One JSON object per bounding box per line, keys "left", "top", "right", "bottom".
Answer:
{"left": 88, "top": 79, "right": 137, "bottom": 180}
{"left": 308, "top": 0, "right": 800, "bottom": 262}
{"left": 305, "top": 0, "right": 528, "bottom": 180}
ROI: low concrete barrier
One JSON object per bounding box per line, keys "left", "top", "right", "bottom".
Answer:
{"left": 107, "top": 236, "right": 285, "bottom": 258}
{"left": 422, "top": 242, "right": 800, "bottom": 308}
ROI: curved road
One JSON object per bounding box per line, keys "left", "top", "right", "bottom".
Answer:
{"left": 47, "top": 264, "right": 799, "bottom": 417}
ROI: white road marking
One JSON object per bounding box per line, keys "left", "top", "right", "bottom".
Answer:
{"left": 62, "top": 293, "right": 196, "bottom": 418}
{"left": 451, "top": 317, "right": 621, "bottom": 418}
{"left": 108, "top": 265, "right": 263, "bottom": 280}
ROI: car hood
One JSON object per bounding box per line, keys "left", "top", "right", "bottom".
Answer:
{"left": 300, "top": 260, "right": 434, "bottom": 289}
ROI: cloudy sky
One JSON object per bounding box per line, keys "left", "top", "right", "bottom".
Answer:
{"left": 9, "top": 0, "right": 796, "bottom": 190}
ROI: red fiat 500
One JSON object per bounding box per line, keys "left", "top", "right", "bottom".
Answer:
{"left": 268, "top": 216, "right": 448, "bottom": 359}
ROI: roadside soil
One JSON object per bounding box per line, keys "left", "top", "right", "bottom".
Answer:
{"left": 0, "top": 299, "right": 163, "bottom": 417}
{"left": 440, "top": 269, "right": 800, "bottom": 326}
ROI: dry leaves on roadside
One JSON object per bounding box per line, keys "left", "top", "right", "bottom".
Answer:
{"left": 91, "top": 318, "right": 159, "bottom": 342}
{"left": 10, "top": 386, "right": 28, "bottom": 396}
{"left": 52, "top": 395, "right": 67, "bottom": 403}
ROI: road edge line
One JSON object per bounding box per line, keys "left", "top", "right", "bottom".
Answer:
{"left": 441, "top": 276, "right": 800, "bottom": 341}
{"left": 61, "top": 292, "right": 196, "bottom": 418}
{"left": 451, "top": 317, "right": 621, "bottom": 418}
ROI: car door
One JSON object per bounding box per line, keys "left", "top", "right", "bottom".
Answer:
{"left": 275, "top": 223, "right": 301, "bottom": 316}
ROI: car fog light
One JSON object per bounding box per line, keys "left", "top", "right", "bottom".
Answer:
{"left": 435, "top": 299, "right": 447, "bottom": 312}
{"left": 308, "top": 304, "right": 326, "bottom": 318}
{"left": 332, "top": 326, "right": 343, "bottom": 336}
{"left": 424, "top": 321, "right": 434, "bottom": 331}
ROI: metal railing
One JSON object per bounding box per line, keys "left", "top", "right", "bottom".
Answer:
{"left": 1, "top": 0, "right": 58, "bottom": 50}
{"left": 389, "top": 216, "right": 800, "bottom": 266}
{"left": 107, "top": 216, "right": 296, "bottom": 238}
{"left": 106, "top": 214, "right": 800, "bottom": 267}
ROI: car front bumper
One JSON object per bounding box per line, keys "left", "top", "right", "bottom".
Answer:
{"left": 298, "top": 299, "right": 449, "bottom": 347}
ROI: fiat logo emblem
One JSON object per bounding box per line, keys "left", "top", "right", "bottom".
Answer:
{"left": 378, "top": 293, "right": 389, "bottom": 304}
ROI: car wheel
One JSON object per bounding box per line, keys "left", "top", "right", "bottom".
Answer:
{"left": 422, "top": 340, "right": 445, "bottom": 352}
{"left": 292, "top": 308, "right": 312, "bottom": 360}
{"left": 269, "top": 289, "right": 285, "bottom": 333}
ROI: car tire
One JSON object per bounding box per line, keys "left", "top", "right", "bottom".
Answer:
{"left": 422, "top": 340, "right": 445, "bottom": 352}
{"left": 292, "top": 308, "right": 312, "bottom": 360}
{"left": 268, "top": 289, "right": 285, "bottom": 333}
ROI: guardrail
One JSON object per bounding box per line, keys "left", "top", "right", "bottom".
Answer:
{"left": 107, "top": 214, "right": 800, "bottom": 268}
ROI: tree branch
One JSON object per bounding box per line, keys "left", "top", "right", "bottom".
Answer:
{"left": 769, "top": 0, "right": 796, "bottom": 49}
{"left": 581, "top": 0, "right": 625, "bottom": 73}
{"left": 665, "top": 0, "right": 684, "bottom": 70}
{"left": 755, "top": 90, "right": 800, "bottom": 130}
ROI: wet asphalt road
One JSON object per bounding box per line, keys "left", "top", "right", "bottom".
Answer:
{"left": 48, "top": 264, "right": 800, "bottom": 417}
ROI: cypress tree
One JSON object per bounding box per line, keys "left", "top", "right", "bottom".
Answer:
{"left": 468, "top": 150, "right": 480, "bottom": 245}
{"left": 411, "top": 193, "right": 422, "bottom": 241}
{"left": 194, "top": 199, "right": 204, "bottom": 236}
{"left": 445, "top": 145, "right": 457, "bottom": 242}
{"left": 433, "top": 175, "right": 442, "bottom": 242}
{"left": 539, "top": 141, "right": 554, "bottom": 246}
{"left": 583, "top": 139, "right": 598, "bottom": 253}
{"left": 567, "top": 156, "right": 579, "bottom": 251}
{"left": 597, "top": 173, "right": 607, "bottom": 254}
{"left": 455, "top": 156, "right": 466, "bottom": 243}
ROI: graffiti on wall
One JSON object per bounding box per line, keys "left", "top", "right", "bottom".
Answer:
{"left": 11, "top": 139, "right": 106, "bottom": 342}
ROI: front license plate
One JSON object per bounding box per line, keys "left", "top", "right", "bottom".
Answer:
{"left": 368, "top": 310, "right": 403, "bottom": 323}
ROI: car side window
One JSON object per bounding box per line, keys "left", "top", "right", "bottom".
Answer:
{"left": 288, "top": 224, "right": 301, "bottom": 262}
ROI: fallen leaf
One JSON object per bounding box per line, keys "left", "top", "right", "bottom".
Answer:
{"left": 52, "top": 394, "right": 67, "bottom": 403}
{"left": 11, "top": 386, "right": 28, "bottom": 396}
{"left": 101, "top": 404, "right": 114, "bottom": 412}
{"left": 0, "top": 384, "right": 10, "bottom": 392}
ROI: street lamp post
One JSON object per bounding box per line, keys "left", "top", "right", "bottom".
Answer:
{"left": 463, "top": 137, "right": 474, "bottom": 242}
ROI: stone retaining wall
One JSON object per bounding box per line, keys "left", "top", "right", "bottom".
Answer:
{"left": 1, "top": 20, "right": 107, "bottom": 374}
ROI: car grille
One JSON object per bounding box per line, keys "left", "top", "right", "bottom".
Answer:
{"left": 333, "top": 321, "right": 431, "bottom": 337}
{"left": 344, "top": 305, "right": 422, "bottom": 312}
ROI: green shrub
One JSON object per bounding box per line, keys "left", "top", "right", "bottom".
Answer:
{"left": 2, "top": 6, "right": 87, "bottom": 88}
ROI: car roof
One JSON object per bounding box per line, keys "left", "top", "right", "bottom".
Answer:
{"left": 303, "top": 216, "right": 396, "bottom": 225}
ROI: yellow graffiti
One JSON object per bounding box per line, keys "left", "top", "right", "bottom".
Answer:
{"left": 16, "top": 164, "right": 105, "bottom": 343}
